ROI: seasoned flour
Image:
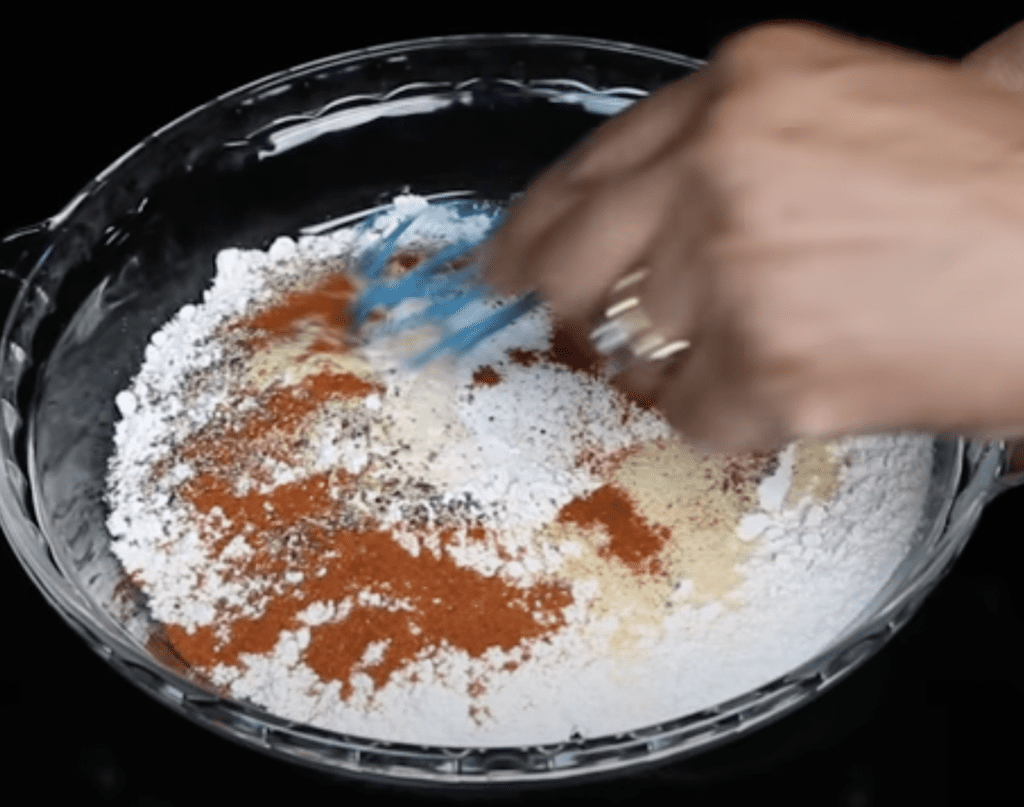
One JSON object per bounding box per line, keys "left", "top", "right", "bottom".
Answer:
{"left": 106, "top": 195, "right": 934, "bottom": 746}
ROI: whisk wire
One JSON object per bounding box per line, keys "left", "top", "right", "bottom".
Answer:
{"left": 351, "top": 204, "right": 541, "bottom": 365}
{"left": 359, "top": 215, "right": 419, "bottom": 280}
{"left": 409, "top": 291, "right": 541, "bottom": 368}
{"left": 351, "top": 244, "right": 483, "bottom": 326}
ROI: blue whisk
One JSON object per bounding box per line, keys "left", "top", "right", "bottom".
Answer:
{"left": 348, "top": 202, "right": 541, "bottom": 367}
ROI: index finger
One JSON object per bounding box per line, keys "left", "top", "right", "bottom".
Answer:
{"left": 484, "top": 72, "right": 711, "bottom": 295}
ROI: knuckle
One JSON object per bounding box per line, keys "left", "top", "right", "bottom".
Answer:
{"left": 714, "top": 21, "right": 840, "bottom": 64}
{"left": 762, "top": 356, "right": 851, "bottom": 439}
{"left": 684, "top": 82, "right": 770, "bottom": 171}
{"left": 784, "top": 389, "right": 844, "bottom": 439}
{"left": 714, "top": 324, "right": 820, "bottom": 437}
{"left": 555, "top": 139, "right": 605, "bottom": 187}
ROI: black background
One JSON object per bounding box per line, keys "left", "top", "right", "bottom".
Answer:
{"left": 1, "top": 5, "right": 1021, "bottom": 806}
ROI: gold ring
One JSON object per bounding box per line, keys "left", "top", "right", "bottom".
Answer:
{"left": 588, "top": 267, "right": 691, "bottom": 373}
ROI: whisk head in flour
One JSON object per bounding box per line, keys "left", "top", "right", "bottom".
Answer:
{"left": 349, "top": 201, "right": 540, "bottom": 367}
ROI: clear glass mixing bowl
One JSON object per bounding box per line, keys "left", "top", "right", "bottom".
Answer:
{"left": 0, "top": 33, "right": 1019, "bottom": 787}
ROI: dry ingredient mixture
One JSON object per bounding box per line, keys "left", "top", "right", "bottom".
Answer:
{"left": 106, "top": 195, "right": 935, "bottom": 746}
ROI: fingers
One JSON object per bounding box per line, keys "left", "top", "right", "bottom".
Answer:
{"left": 629, "top": 162, "right": 717, "bottom": 338}
{"left": 484, "top": 73, "right": 711, "bottom": 298}
{"left": 482, "top": 183, "right": 583, "bottom": 296}
{"left": 711, "top": 20, "right": 910, "bottom": 78}
{"left": 484, "top": 22, "right": 910, "bottom": 453}
{"left": 601, "top": 216, "right": 708, "bottom": 406}
{"left": 656, "top": 336, "right": 794, "bottom": 454}
{"left": 553, "top": 74, "right": 709, "bottom": 184}
{"left": 500, "top": 158, "right": 686, "bottom": 324}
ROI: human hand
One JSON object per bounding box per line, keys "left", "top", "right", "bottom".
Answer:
{"left": 484, "top": 21, "right": 1024, "bottom": 453}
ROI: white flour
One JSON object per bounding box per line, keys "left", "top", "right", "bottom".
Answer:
{"left": 105, "top": 195, "right": 935, "bottom": 746}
